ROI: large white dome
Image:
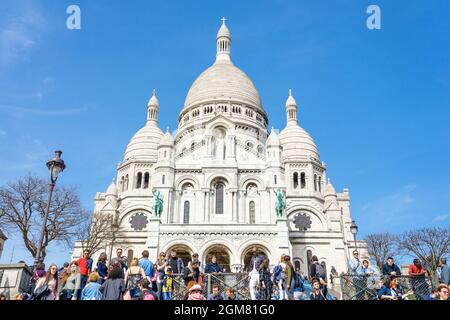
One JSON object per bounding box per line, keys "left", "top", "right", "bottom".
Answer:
{"left": 183, "top": 62, "right": 262, "bottom": 110}
{"left": 279, "top": 123, "right": 320, "bottom": 161}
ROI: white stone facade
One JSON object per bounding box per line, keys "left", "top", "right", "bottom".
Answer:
{"left": 72, "top": 20, "right": 368, "bottom": 275}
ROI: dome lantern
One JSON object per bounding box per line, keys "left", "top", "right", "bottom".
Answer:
{"left": 285, "top": 89, "right": 298, "bottom": 124}
{"left": 147, "top": 89, "right": 159, "bottom": 122}
{"left": 216, "top": 17, "right": 231, "bottom": 64}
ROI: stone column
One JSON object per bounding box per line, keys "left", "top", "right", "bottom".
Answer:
{"left": 145, "top": 216, "right": 161, "bottom": 261}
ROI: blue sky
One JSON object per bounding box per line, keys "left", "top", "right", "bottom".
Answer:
{"left": 0, "top": 0, "right": 449, "bottom": 266}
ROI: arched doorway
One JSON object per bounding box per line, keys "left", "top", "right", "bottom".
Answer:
{"left": 203, "top": 245, "right": 231, "bottom": 272}
{"left": 242, "top": 245, "right": 268, "bottom": 272}
{"left": 166, "top": 244, "right": 193, "bottom": 269}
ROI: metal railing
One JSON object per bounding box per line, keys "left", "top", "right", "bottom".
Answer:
{"left": 337, "top": 274, "right": 433, "bottom": 300}
{"left": 169, "top": 273, "right": 250, "bottom": 300}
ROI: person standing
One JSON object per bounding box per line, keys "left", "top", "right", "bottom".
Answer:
{"left": 96, "top": 252, "right": 108, "bottom": 285}
{"left": 125, "top": 257, "right": 146, "bottom": 300}
{"left": 408, "top": 258, "right": 428, "bottom": 300}
{"left": 361, "top": 260, "right": 380, "bottom": 299}
{"left": 34, "top": 264, "right": 59, "bottom": 300}
{"left": 183, "top": 260, "right": 203, "bottom": 290}
{"left": 139, "top": 250, "right": 155, "bottom": 282}
{"left": 77, "top": 249, "right": 93, "bottom": 292}
{"left": 258, "top": 257, "right": 273, "bottom": 300}
{"left": 167, "top": 250, "right": 184, "bottom": 274}
{"left": 381, "top": 257, "right": 401, "bottom": 276}
{"left": 348, "top": 250, "right": 365, "bottom": 300}
{"left": 438, "top": 258, "right": 450, "bottom": 285}
{"left": 80, "top": 272, "right": 102, "bottom": 300}
{"left": 248, "top": 247, "right": 264, "bottom": 300}
{"left": 205, "top": 255, "right": 221, "bottom": 274}
{"left": 111, "top": 248, "right": 127, "bottom": 278}
{"left": 161, "top": 266, "right": 174, "bottom": 300}
{"left": 272, "top": 254, "right": 285, "bottom": 300}
{"left": 100, "top": 266, "right": 126, "bottom": 300}
{"left": 188, "top": 253, "right": 202, "bottom": 272}
{"left": 155, "top": 251, "right": 167, "bottom": 299}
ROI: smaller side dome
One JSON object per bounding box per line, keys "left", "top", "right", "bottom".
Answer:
{"left": 266, "top": 127, "right": 280, "bottom": 146}
{"left": 106, "top": 179, "right": 118, "bottom": 196}
{"left": 159, "top": 127, "right": 174, "bottom": 148}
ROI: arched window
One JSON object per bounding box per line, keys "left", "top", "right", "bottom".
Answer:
{"left": 120, "top": 176, "right": 125, "bottom": 192}
{"left": 191, "top": 143, "right": 195, "bottom": 152}
{"left": 183, "top": 201, "right": 190, "bottom": 224}
{"left": 318, "top": 176, "right": 322, "bottom": 193}
{"left": 249, "top": 201, "right": 256, "bottom": 224}
{"left": 215, "top": 183, "right": 224, "bottom": 214}
{"left": 300, "top": 172, "right": 306, "bottom": 189}
{"left": 294, "top": 260, "right": 301, "bottom": 271}
{"left": 162, "top": 175, "right": 165, "bottom": 185}
{"left": 274, "top": 175, "right": 277, "bottom": 185}
{"left": 136, "top": 172, "right": 142, "bottom": 189}
{"left": 314, "top": 174, "right": 318, "bottom": 191}
{"left": 125, "top": 175, "right": 129, "bottom": 190}
{"left": 164, "top": 150, "right": 167, "bottom": 158}
{"left": 293, "top": 172, "right": 299, "bottom": 189}
{"left": 143, "top": 172, "right": 149, "bottom": 189}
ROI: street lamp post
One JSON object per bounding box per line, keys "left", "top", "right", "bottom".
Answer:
{"left": 33, "top": 150, "right": 66, "bottom": 268}
{"left": 350, "top": 220, "right": 358, "bottom": 253}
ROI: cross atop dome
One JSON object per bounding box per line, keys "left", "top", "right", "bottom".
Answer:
{"left": 216, "top": 17, "right": 231, "bottom": 64}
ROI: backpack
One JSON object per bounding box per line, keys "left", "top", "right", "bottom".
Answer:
{"left": 273, "top": 265, "right": 282, "bottom": 281}
{"left": 314, "top": 263, "right": 327, "bottom": 280}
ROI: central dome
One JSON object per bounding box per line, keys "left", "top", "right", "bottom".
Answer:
{"left": 183, "top": 63, "right": 262, "bottom": 109}
{"left": 181, "top": 19, "right": 264, "bottom": 115}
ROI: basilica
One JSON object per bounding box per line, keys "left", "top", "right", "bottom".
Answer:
{"left": 72, "top": 19, "right": 368, "bottom": 274}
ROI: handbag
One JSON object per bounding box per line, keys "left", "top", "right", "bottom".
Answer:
{"left": 35, "top": 284, "right": 50, "bottom": 300}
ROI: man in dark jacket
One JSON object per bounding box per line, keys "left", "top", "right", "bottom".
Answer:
{"left": 167, "top": 250, "right": 184, "bottom": 274}
{"left": 381, "top": 257, "right": 401, "bottom": 276}
{"left": 205, "top": 255, "right": 222, "bottom": 274}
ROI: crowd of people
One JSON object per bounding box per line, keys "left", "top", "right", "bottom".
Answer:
{"left": 3, "top": 247, "right": 449, "bottom": 301}
{"left": 347, "top": 250, "right": 449, "bottom": 300}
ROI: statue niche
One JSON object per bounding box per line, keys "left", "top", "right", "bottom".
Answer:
{"left": 212, "top": 127, "right": 226, "bottom": 160}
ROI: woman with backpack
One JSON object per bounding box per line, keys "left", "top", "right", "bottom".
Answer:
{"left": 34, "top": 264, "right": 58, "bottom": 300}
{"left": 124, "top": 257, "right": 146, "bottom": 300}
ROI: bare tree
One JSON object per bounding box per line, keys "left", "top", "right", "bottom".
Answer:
{"left": 75, "top": 211, "right": 124, "bottom": 257}
{"left": 0, "top": 174, "right": 85, "bottom": 261}
{"left": 397, "top": 227, "right": 450, "bottom": 276}
{"left": 365, "top": 232, "right": 397, "bottom": 270}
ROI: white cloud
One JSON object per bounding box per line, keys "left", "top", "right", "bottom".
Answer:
{"left": 432, "top": 214, "right": 449, "bottom": 223}
{"left": 0, "top": 2, "right": 45, "bottom": 67}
